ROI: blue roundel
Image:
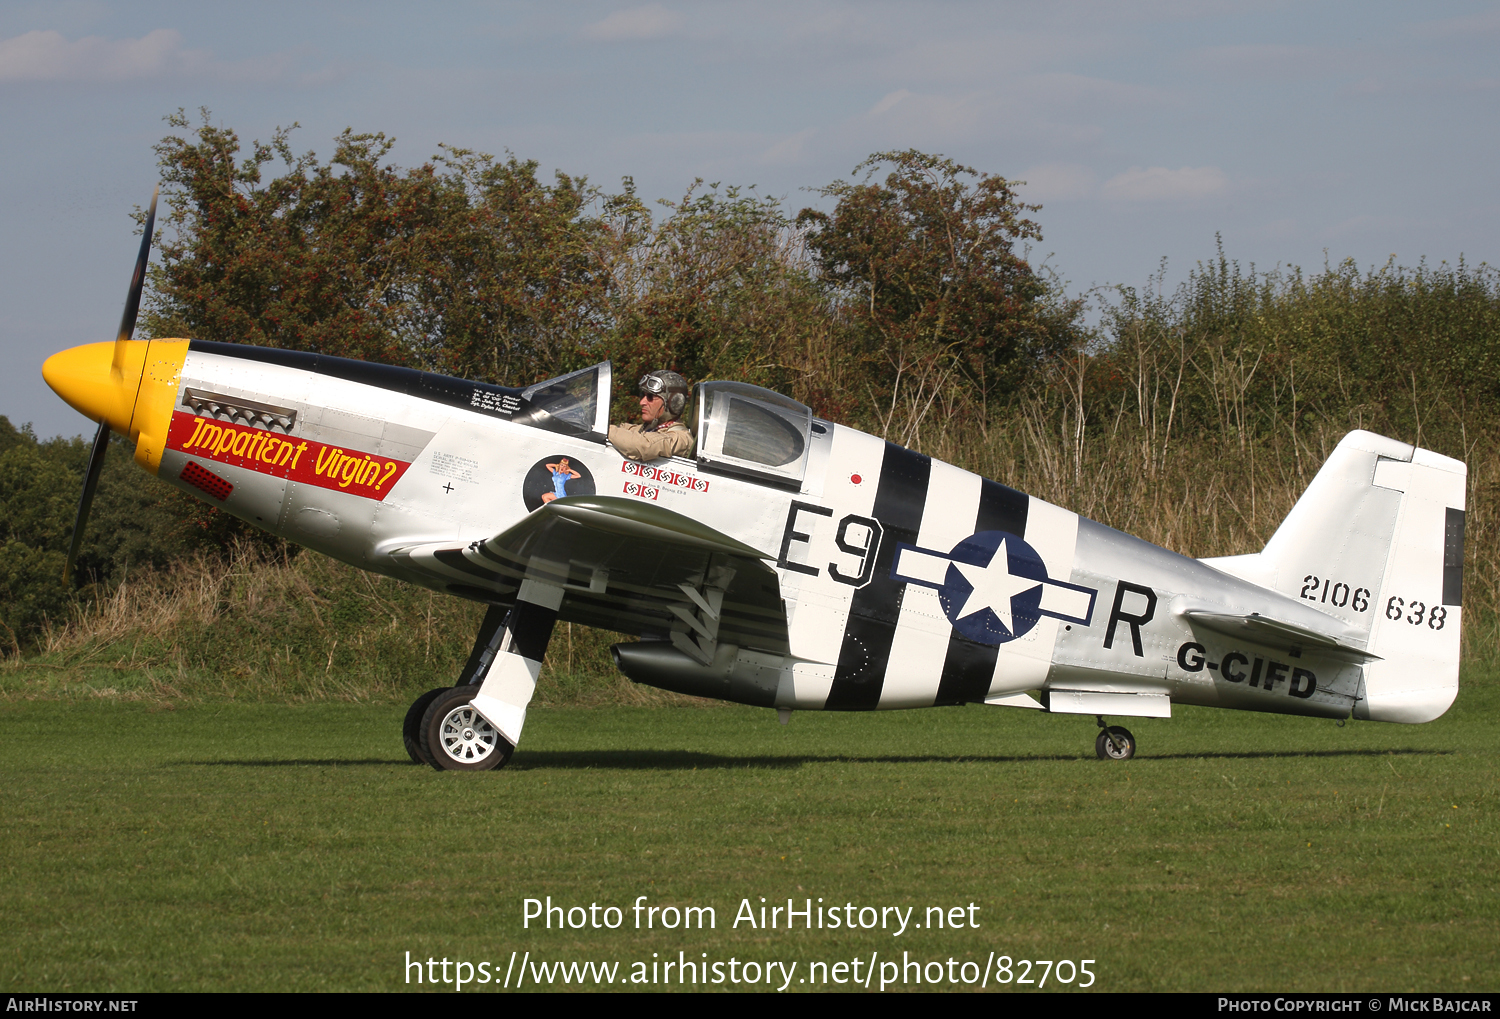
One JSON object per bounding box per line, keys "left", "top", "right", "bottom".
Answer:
{"left": 936, "top": 531, "right": 1048, "bottom": 645}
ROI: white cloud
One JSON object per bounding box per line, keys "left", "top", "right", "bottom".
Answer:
{"left": 582, "top": 4, "right": 685, "bottom": 42}
{"left": 0, "top": 28, "right": 317, "bottom": 85}
{"left": 0, "top": 28, "right": 191, "bottom": 82}
{"left": 1101, "top": 165, "right": 1228, "bottom": 202}
{"left": 868, "top": 89, "right": 912, "bottom": 115}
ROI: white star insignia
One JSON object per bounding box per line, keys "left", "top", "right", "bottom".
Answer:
{"left": 949, "top": 537, "right": 1043, "bottom": 633}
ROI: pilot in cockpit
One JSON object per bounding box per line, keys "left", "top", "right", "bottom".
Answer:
{"left": 608, "top": 369, "right": 695, "bottom": 462}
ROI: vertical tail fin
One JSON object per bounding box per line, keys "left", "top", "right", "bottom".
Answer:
{"left": 1202, "top": 430, "right": 1466, "bottom": 722}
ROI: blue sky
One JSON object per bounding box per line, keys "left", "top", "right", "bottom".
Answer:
{"left": 5, "top": 1, "right": 1498, "bottom": 438}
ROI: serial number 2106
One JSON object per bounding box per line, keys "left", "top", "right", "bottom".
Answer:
{"left": 1300, "top": 575, "right": 1370, "bottom": 612}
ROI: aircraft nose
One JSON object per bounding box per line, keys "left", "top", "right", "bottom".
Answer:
{"left": 42, "top": 340, "right": 148, "bottom": 435}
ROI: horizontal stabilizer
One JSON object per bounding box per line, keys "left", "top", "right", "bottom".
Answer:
{"left": 1180, "top": 609, "right": 1380, "bottom": 663}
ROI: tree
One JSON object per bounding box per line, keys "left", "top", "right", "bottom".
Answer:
{"left": 0, "top": 418, "right": 200, "bottom": 652}
{"left": 797, "top": 150, "right": 1081, "bottom": 439}
{"left": 602, "top": 181, "right": 831, "bottom": 418}
{"left": 144, "top": 112, "right": 842, "bottom": 420}
{"left": 144, "top": 109, "right": 616, "bottom": 387}
{"left": 146, "top": 119, "right": 1085, "bottom": 441}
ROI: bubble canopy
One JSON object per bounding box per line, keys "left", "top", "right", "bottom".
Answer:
{"left": 695, "top": 381, "right": 813, "bottom": 488}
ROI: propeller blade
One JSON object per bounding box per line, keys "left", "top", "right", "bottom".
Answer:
{"left": 63, "top": 419, "right": 111, "bottom": 583}
{"left": 111, "top": 185, "right": 159, "bottom": 375}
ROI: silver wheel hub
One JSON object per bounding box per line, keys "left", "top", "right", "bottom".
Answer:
{"left": 439, "top": 704, "right": 498, "bottom": 763}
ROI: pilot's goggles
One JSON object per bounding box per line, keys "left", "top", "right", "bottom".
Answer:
{"left": 638, "top": 375, "right": 669, "bottom": 397}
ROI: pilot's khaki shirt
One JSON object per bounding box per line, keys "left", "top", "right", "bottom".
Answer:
{"left": 608, "top": 419, "right": 695, "bottom": 462}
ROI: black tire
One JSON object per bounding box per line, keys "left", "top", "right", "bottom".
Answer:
{"left": 1095, "top": 726, "right": 1136, "bottom": 761}
{"left": 419, "top": 685, "right": 514, "bottom": 772}
{"left": 403, "top": 687, "right": 451, "bottom": 766}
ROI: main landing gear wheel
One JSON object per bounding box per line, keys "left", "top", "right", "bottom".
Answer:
{"left": 1095, "top": 726, "right": 1137, "bottom": 761}
{"left": 419, "top": 686, "right": 515, "bottom": 772}
{"left": 403, "top": 687, "right": 450, "bottom": 765}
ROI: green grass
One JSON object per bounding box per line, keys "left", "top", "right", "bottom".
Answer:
{"left": 2, "top": 673, "right": 1497, "bottom": 992}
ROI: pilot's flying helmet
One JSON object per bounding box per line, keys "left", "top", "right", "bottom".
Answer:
{"left": 638, "top": 370, "right": 689, "bottom": 418}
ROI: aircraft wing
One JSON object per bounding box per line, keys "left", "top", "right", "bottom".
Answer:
{"left": 1180, "top": 609, "right": 1380, "bottom": 664}
{"left": 387, "top": 496, "right": 789, "bottom": 658}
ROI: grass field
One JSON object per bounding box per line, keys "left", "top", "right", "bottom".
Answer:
{"left": 2, "top": 671, "right": 1497, "bottom": 993}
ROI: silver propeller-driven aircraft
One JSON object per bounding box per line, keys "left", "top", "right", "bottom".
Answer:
{"left": 43, "top": 195, "right": 1466, "bottom": 770}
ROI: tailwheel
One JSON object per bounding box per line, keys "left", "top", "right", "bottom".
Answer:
{"left": 1095, "top": 725, "right": 1136, "bottom": 761}
{"left": 419, "top": 685, "right": 514, "bottom": 772}
{"left": 403, "top": 687, "right": 450, "bottom": 765}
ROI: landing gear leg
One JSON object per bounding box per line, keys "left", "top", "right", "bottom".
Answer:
{"left": 419, "top": 584, "right": 562, "bottom": 772}
{"left": 401, "top": 605, "right": 510, "bottom": 765}
{"left": 1094, "top": 715, "right": 1136, "bottom": 760}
